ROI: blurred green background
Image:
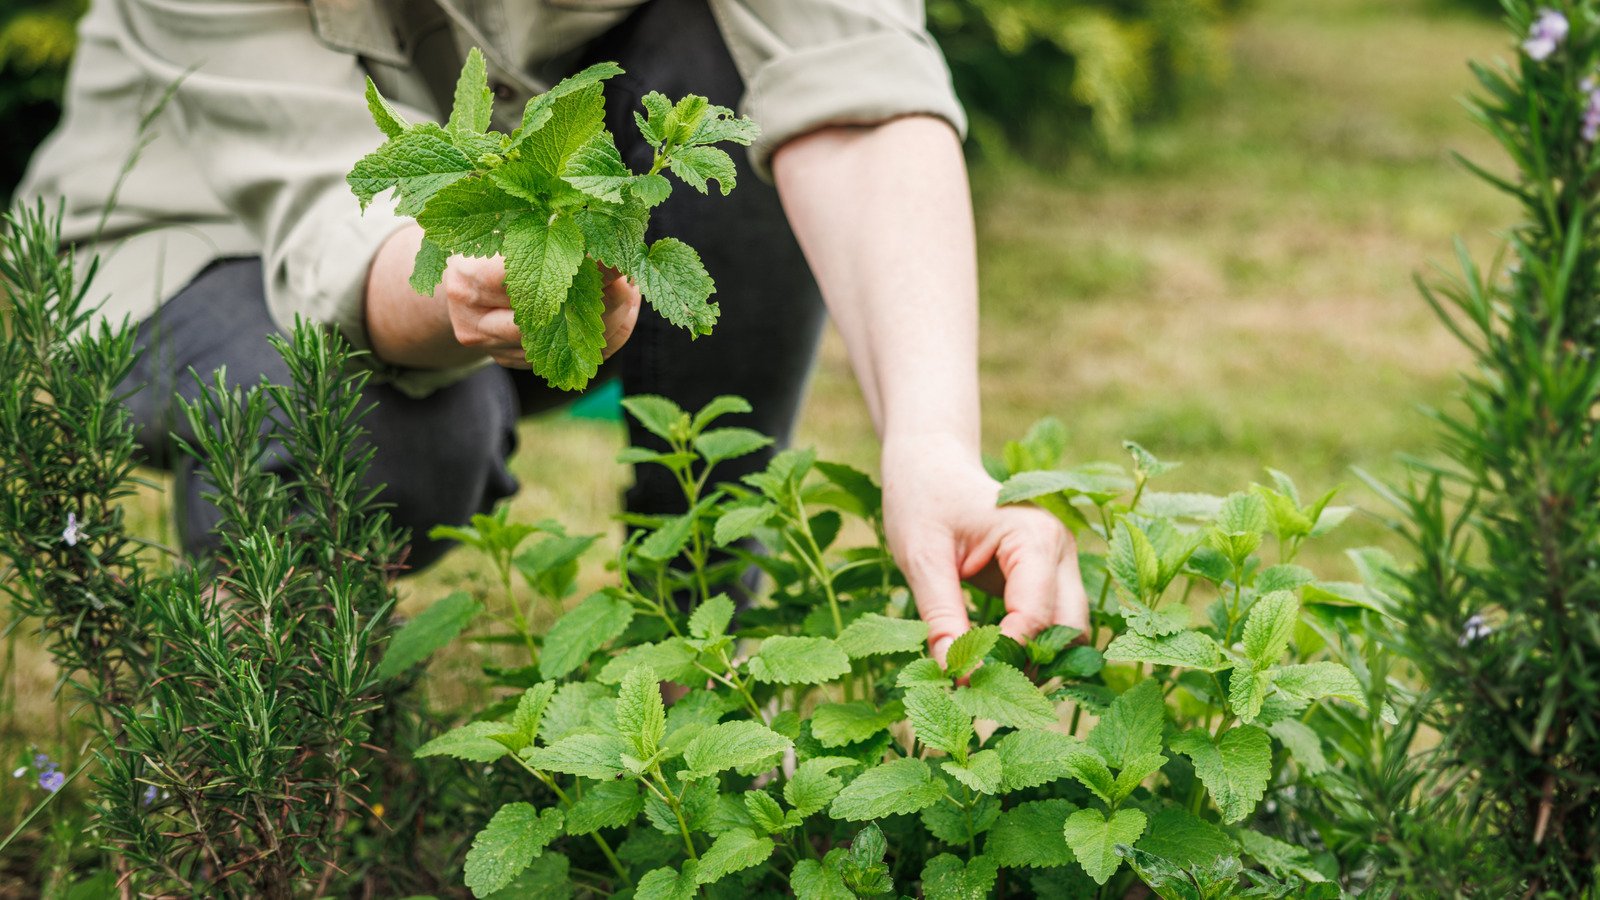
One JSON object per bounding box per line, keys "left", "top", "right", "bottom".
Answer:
{"left": 2, "top": 0, "right": 1513, "bottom": 882}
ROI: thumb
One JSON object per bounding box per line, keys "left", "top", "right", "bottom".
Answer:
{"left": 902, "top": 548, "right": 972, "bottom": 668}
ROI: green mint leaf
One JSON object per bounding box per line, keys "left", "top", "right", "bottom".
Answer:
{"left": 634, "top": 91, "right": 672, "bottom": 148}
{"left": 951, "top": 662, "right": 1057, "bottom": 730}
{"left": 562, "top": 131, "right": 632, "bottom": 203}
{"left": 748, "top": 635, "right": 851, "bottom": 685}
{"left": 904, "top": 687, "right": 972, "bottom": 760}
{"left": 378, "top": 590, "right": 482, "bottom": 678}
{"left": 540, "top": 590, "right": 634, "bottom": 679}
{"left": 638, "top": 508, "right": 697, "bottom": 562}
{"left": 565, "top": 780, "right": 644, "bottom": 835}
{"left": 463, "top": 803, "right": 563, "bottom": 898}
{"left": 922, "top": 794, "right": 1000, "bottom": 846}
{"left": 448, "top": 47, "right": 493, "bottom": 136}
{"left": 621, "top": 394, "right": 688, "bottom": 442}
{"left": 511, "top": 683, "right": 557, "bottom": 750}
{"left": 409, "top": 237, "right": 450, "bottom": 296}
{"left": 414, "top": 177, "right": 528, "bottom": 257}
{"left": 363, "top": 76, "right": 409, "bottom": 138}
{"left": 944, "top": 625, "right": 1001, "bottom": 678}
{"left": 1109, "top": 521, "right": 1162, "bottom": 600}
{"left": 841, "top": 823, "right": 894, "bottom": 896}
{"left": 744, "top": 790, "right": 788, "bottom": 833}
{"left": 693, "top": 427, "right": 772, "bottom": 465}
{"left": 525, "top": 733, "right": 628, "bottom": 780}
{"left": 1209, "top": 491, "right": 1268, "bottom": 564}
{"left": 522, "top": 262, "right": 606, "bottom": 391}
{"left": 1242, "top": 590, "right": 1298, "bottom": 670}
{"left": 1109, "top": 751, "right": 1167, "bottom": 805}
{"left": 688, "top": 593, "right": 736, "bottom": 640}
{"left": 667, "top": 145, "right": 737, "bottom": 195}
{"left": 630, "top": 173, "right": 673, "bottom": 207}
{"left": 1268, "top": 718, "right": 1329, "bottom": 775}
{"left": 596, "top": 638, "right": 700, "bottom": 685}
{"left": 1061, "top": 745, "right": 1117, "bottom": 805}
{"left": 517, "top": 61, "right": 622, "bottom": 137}
{"left": 836, "top": 613, "right": 928, "bottom": 659}
{"left": 1271, "top": 661, "right": 1367, "bottom": 708}
{"left": 695, "top": 829, "right": 775, "bottom": 885}
{"left": 482, "top": 852, "right": 571, "bottom": 900}
{"left": 828, "top": 757, "right": 946, "bottom": 821}
{"left": 941, "top": 749, "right": 1003, "bottom": 795}
{"left": 921, "top": 853, "right": 998, "bottom": 900}
{"left": 791, "top": 853, "right": 853, "bottom": 900}
{"left": 515, "top": 82, "right": 605, "bottom": 176}
{"left": 1134, "top": 806, "right": 1238, "bottom": 870}
{"left": 538, "top": 682, "right": 610, "bottom": 743}
{"left": 1062, "top": 807, "right": 1147, "bottom": 885}
{"left": 812, "top": 701, "right": 905, "bottom": 749}
{"left": 1087, "top": 678, "right": 1165, "bottom": 769}
{"left": 1169, "top": 726, "right": 1271, "bottom": 824}
{"left": 689, "top": 394, "right": 751, "bottom": 431}
{"left": 713, "top": 502, "right": 776, "bottom": 546}
{"left": 785, "top": 757, "right": 859, "bottom": 817}
{"left": 683, "top": 721, "right": 792, "bottom": 779}
{"left": 993, "top": 728, "right": 1085, "bottom": 792}
{"left": 347, "top": 123, "right": 474, "bottom": 214}
{"left": 633, "top": 237, "right": 718, "bottom": 336}
{"left": 1233, "top": 828, "right": 1330, "bottom": 884}
{"left": 504, "top": 214, "right": 585, "bottom": 333}
{"left": 634, "top": 862, "right": 698, "bottom": 900}
{"left": 1104, "top": 631, "right": 1227, "bottom": 672}
{"left": 689, "top": 106, "right": 761, "bottom": 146}
{"left": 416, "top": 720, "right": 519, "bottom": 762}
{"left": 985, "top": 799, "right": 1076, "bottom": 868}
{"left": 1228, "top": 668, "right": 1272, "bottom": 723}
{"left": 615, "top": 666, "right": 666, "bottom": 761}
{"left": 897, "top": 657, "right": 950, "bottom": 689}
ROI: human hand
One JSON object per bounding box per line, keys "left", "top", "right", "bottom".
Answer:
{"left": 881, "top": 434, "right": 1089, "bottom": 667}
{"left": 442, "top": 255, "right": 641, "bottom": 369}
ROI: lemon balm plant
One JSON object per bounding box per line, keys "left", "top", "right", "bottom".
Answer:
{"left": 389, "top": 398, "right": 1394, "bottom": 898}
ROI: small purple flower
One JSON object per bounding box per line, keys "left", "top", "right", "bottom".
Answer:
{"left": 1583, "top": 93, "right": 1600, "bottom": 142}
{"left": 1459, "top": 613, "right": 1494, "bottom": 646}
{"left": 38, "top": 769, "right": 64, "bottom": 793}
{"left": 1524, "top": 8, "right": 1569, "bottom": 61}
{"left": 141, "top": 784, "right": 158, "bottom": 806}
{"left": 33, "top": 753, "right": 50, "bottom": 769}
{"left": 61, "top": 513, "right": 81, "bottom": 547}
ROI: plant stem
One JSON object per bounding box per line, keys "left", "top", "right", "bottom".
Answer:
{"left": 512, "top": 757, "right": 630, "bottom": 888}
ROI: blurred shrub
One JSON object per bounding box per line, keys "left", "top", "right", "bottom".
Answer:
{"left": 0, "top": 1, "right": 83, "bottom": 207}
{"left": 929, "top": 0, "right": 1243, "bottom": 158}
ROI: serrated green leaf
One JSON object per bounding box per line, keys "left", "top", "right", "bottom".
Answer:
{"left": 1134, "top": 806, "right": 1238, "bottom": 869}
{"left": 812, "top": 701, "right": 904, "bottom": 748}
{"left": 526, "top": 733, "right": 627, "bottom": 779}
{"left": 1228, "top": 668, "right": 1272, "bottom": 723}
{"left": 986, "top": 799, "right": 1076, "bottom": 868}
{"left": 1233, "top": 828, "right": 1329, "bottom": 883}
{"left": 564, "top": 780, "right": 644, "bottom": 834}
{"left": 621, "top": 394, "right": 687, "bottom": 442}
{"left": 539, "top": 681, "right": 611, "bottom": 743}
{"left": 1109, "top": 521, "right": 1162, "bottom": 600}
{"left": 1061, "top": 745, "right": 1117, "bottom": 804}
{"left": 748, "top": 635, "right": 851, "bottom": 685}
{"left": 1169, "top": 726, "right": 1271, "bottom": 824}
{"left": 668, "top": 145, "right": 737, "bottom": 195}
{"left": 1062, "top": 807, "right": 1147, "bottom": 885}
{"left": 1268, "top": 718, "right": 1329, "bottom": 775}
{"left": 635, "top": 862, "right": 699, "bottom": 900}
{"left": 1209, "top": 492, "right": 1268, "bottom": 564}
{"left": 944, "top": 625, "right": 1000, "bottom": 678}
{"left": 695, "top": 829, "right": 775, "bottom": 884}
{"left": 379, "top": 591, "right": 483, "bottom": 678}
{"left": 638, "top": 510, "right": 696, "bottom": 562}
{"left": 464, "top": 803, "right": 562, "bottom": 898}
{"left": 541, "top": 590, "right": 634, "bottom": 679}
{"left": 448, "top": 47, "right": 493, "bottom": 136}
{"left": 942, "top": 749, "right": 1003, "bottom": 794}
{"left": 744, "top": 790, "right": 788, "bottom": 833}
{"left": 415, "top": 176, "right": 529, "bottom": 257}
{"left": 688, "top": 593, "right": 735, "bottom": 640}
{"left": 951, "top": 662, "right": 1057, "bottom": 730}
{"left": 511, "top": 683, "right": 556, "bottom": 749}
{"left": 576, "top": 198, "right": 649, "bottom": 272}
{"left": 634, "top": 237, "right": 717, "bottom": 336}
{"left": 1242, "top": 590, "right": 1298, "bottom": 670}
{"left": 409, "top": 236, "right": 450, "bottom": 296}
{"left": 1271, "top": 661, "right": 1367, "bottom": 708}
{"left": 1087, "top": 679, "right": 1164, "bottom": 769}
{"left": 903, "top": 688, "right": 971, "bottom": 759}
{"left": 616, "top": 666, "right": 666, "bottom": 760}
{"left": 785, "top": 756, "right": 859, "bottom": 817}
{"left": 693, "top": 427, "right": 772, "bottom": 465}
{"left": 482, "top": 852, "right": 571, "bottom": 900}
{"left": 562, "top": 131, "right": 631, "bottom": 202}
{"left": 689, "top": 395, "right": 751, "bottom": 431}
{"left": 683, "top": 721, "right": 792, "bottom": 778}
{"left": 921, "top": 853, "right": 998, "bottom": 900}
{"left": 714, "top": 502, "right": 776, "bottom": 546}
{"left": 416, "top": 720, "right": 519, "bottom": 762}
{"left": 597, "top": 638, "right": 699, "bottom": 685}
{"left": 836, "top": 613, "right": 929, "bottom": 659}
{"left": 994, "top": 728, "right": 1084, "bottom": 792}
{"left": 897, "top": 657, "right": 949, "bottom": 689}
{"left": 517, "top": 82, "right": 605, "bottom": 178}
{"left": 364, "top": 77, "right": 409, "bottom": 138}
{"left": 1104, "top": 631, "right": 1226, "bottom": 672}
{"left": 504, "top": 214, "right": 585, "bottom": 336}
{"left": 828, "top": 757, "right": 946, "bottom": 821}
{"left": 630, "top": 172, "right": 673, "bottom": 207}
{"left": 1110, "top": 751, "right": 1166, "bottom": 805}
{"left": 348, "top": 124, "right": 475, "bottom": 213}
{"left": 791, "top": 853, "right": 853, "bottom": 900}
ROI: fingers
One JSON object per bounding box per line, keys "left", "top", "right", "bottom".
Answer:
{"left": 1054, "top": 541, "right": 1090, "bottom": 633}
{"left": 901, "top": 546, "right": 972, "bottom": 668}
{"left": 995, "top": 528, "right": 1061, "bottom": 645}
{"left": 601, "top": 275, "right": 641, "bottom": 360}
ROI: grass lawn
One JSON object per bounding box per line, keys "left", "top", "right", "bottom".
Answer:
{"left": 0, "top": 0, "right": 1512, "bottom": 837}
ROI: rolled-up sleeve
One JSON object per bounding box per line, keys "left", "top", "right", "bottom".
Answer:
{"left": 709, "top": 0, "right": 967, "bottom": 178}
{"left": 112, "top": 0, "right": 478, "bottom": 396}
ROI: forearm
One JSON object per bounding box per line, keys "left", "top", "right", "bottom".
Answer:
{"left": 771, "top": 116, "right": 982, "bottom": 457}
{"left": 363, "top": 223, "right": 487, "bottom": 370}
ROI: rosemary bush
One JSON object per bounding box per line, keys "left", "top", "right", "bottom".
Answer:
{"left": 1379, "top": 1, "right": 1600, "bottom": 895}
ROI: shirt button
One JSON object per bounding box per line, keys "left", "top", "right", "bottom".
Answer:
{"left": 492, "top": 81, "right": 516, "bottom": 101}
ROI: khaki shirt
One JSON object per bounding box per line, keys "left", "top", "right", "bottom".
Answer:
{"left": 20, "top": 0, "right": 965, "bottom": 395}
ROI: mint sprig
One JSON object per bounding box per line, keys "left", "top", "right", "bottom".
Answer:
{"left": 349, "top": 50, "right": 759, "bottom": 390}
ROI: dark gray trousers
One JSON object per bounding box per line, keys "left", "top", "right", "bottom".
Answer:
{"left": 125, "top": 0, "right": 825, "bottom": 570}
